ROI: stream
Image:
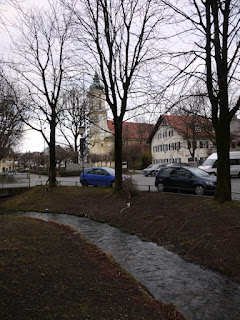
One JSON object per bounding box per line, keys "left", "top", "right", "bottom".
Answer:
{"left": 23, "top": 212, "right": 240, "bottom": 320}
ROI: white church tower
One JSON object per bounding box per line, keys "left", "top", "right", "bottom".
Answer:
{"left": 88, "top": 72, "right": 113, "bottom": 159}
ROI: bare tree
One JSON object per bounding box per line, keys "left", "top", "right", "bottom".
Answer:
{"left": 10, "top": 0, "right": 74, "bottom": 187}
{"left": 0, "top": 68, "right": 24, "bottom": 158}
{"left": 58, "top": 86, "right": 87, "bottom": 163}
{"left": 163, "top": 0, "right": 240, "bottom": 202}
{"left": 66, "top": 0, "right": 168, "bottom": 191}
{"left": 172, "top": 94, "right": 215, "bottom": 163}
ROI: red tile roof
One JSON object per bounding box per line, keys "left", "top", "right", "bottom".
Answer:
{"left": 164, "top": 115, "right": 211, "bottom": 135}
{"left": 147, "top": 115, "right": 213, "bottom": 143}
{"left": 107, "top": 120, "right": 154, "bottom": 141}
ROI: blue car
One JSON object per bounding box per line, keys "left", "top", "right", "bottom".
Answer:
{"left": 155, "top": 165, "right": 216, "bottom": 196}
{"left": 80, "top": 167, "right": 116, "bottom": 187}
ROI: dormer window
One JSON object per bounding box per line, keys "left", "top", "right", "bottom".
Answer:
{"left": 195, "top": 126, "right": 201, "bottom": 133}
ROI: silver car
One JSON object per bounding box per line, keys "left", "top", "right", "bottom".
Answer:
{"left": 142, "top": 164, "right": 166, "bottom": 177}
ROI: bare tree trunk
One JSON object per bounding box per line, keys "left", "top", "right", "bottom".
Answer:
{"left": 49, "top": 114, "right": 57, "bottom": 188}
{"left": 214, "top": 122, "right": 231, "bottom": 202}
{"left": 163, "top": 0, "right": 240, "bottom": 201}
{"left": 114, "top": 118, "right": 123, "bottom": 192}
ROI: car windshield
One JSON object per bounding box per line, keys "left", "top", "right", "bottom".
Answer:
{"left": 105, "top": 168, "right": 115, "bottom": 175}
{"left": 187, "top": 167, "right": 210, "bottom": 177}
{"left": 201, "top": 158, "right": 216, "bottom": 166}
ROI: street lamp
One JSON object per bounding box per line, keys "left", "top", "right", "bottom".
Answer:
{"left": 79, "top": 126, "right": 85, "bottom": 181}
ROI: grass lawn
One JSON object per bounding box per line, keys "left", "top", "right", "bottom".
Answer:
{"left": 1, "top": 186, "right": 240, "bottom": 319}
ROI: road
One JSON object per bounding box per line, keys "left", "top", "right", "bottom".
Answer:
{"left": 131, "top": 173, "right": 240, "bottom": 201}
{"left": 1, "top": 172, "right": 240, "bottom": 201}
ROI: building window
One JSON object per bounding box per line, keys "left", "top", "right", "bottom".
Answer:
{"left": 168, "top": 130, "right": 174, "bottom": 137}
{"left": 199, "top": 141, "right": 209, "bottom": 148}
{"left": 164, "top": 144, "right": 168, "bottom": 151}
{"left": 195, "top": 126, "right": 201, "bottom": 133}
{"left": 163, "top": 131, "right": 167, "bottom": 138}
{"left": 175, "top": 142, "right": 181, "bottom": 150}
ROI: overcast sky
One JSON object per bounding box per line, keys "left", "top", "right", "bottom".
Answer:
{"left": 1, "top": 0, "right": 239, "bottom": 153}
{"left": 0, "top": 0, "right": 57, "bottom": 153}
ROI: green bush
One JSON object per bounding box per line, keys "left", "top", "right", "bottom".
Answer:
{"left": 135, "top": 161, "right": 143, "bottom": 170}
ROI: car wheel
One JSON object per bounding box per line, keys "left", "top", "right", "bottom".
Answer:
{"left": 111, "top": 181, "right": 115, "bottom": 188}
{"left": 195, "top": 185, "right": 204, "bottom": 196}
{"left": 210, "top": 172, "right": 216, "bottom": 177}
{"left": 157, "top": 183, "right": 164, "bottom": 192}
{"left": 81, "top": 179, "right": 88, "bottom": 187}
{"left": 151, "top": 171, "right": 155, "bottom": 177}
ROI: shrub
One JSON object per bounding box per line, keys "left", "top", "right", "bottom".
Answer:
{"left": 122, "top": 176, "right": 139, "bottom": 199}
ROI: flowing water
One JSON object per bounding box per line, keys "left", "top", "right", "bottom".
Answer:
{"left": 23, "top": 212, "right": 240, "bottom": 320}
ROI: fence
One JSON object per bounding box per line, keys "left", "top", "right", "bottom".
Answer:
{"left": 0, "top": 172, "right": 31, "bottom": 188}
{"left": 0, "top": 173, "right": 239, "bottom": 201}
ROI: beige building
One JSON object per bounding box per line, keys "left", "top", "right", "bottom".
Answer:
{"left": 88, "top": 73, "right": 114, "bottom": 160}
{"left": 147, "top": 115, "right": 214, "bottom": 165}
{"left": 0, "top": 157, "right": 14, "bottom": 173}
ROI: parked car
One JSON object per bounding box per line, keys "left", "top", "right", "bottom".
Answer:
{"left": 152, "top": 162, "right": 195, "bottom": 176}
{"left": 80, "top": 167, "right": 116, "bottom": 187}
{"left": 142, "top": 164, "right": 154, "bottom": 176}
{"left": 142, "top": 164, "right": 166, "bottom": 176}
{"left": 151, "top": 164, "right": 168, "bottom": 176}
{"left": 155, "top": 165, "right": 216, "bottom": 196}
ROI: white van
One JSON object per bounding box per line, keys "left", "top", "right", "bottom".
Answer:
{"left": 199, "top": 151, "right": 240, "bottom": 177}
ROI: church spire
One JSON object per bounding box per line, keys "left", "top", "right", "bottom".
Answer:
{"left": 90, "top": 72, "right": 104, "bottom": 91}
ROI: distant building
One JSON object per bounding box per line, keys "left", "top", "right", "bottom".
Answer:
{"left": 107, "top": 120, "right": 153, "bottom": 145}
{"left": 147, "top": 115, "right": 215, "bottom": 164}
{"left": 230, "top": 116, "right": 240, "bottom": 151}
{"left": 0, "top": 157, "right": 14, "bottom": 173}
{"left": 88, "top": 72, "right": 113, "bottom": 159}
